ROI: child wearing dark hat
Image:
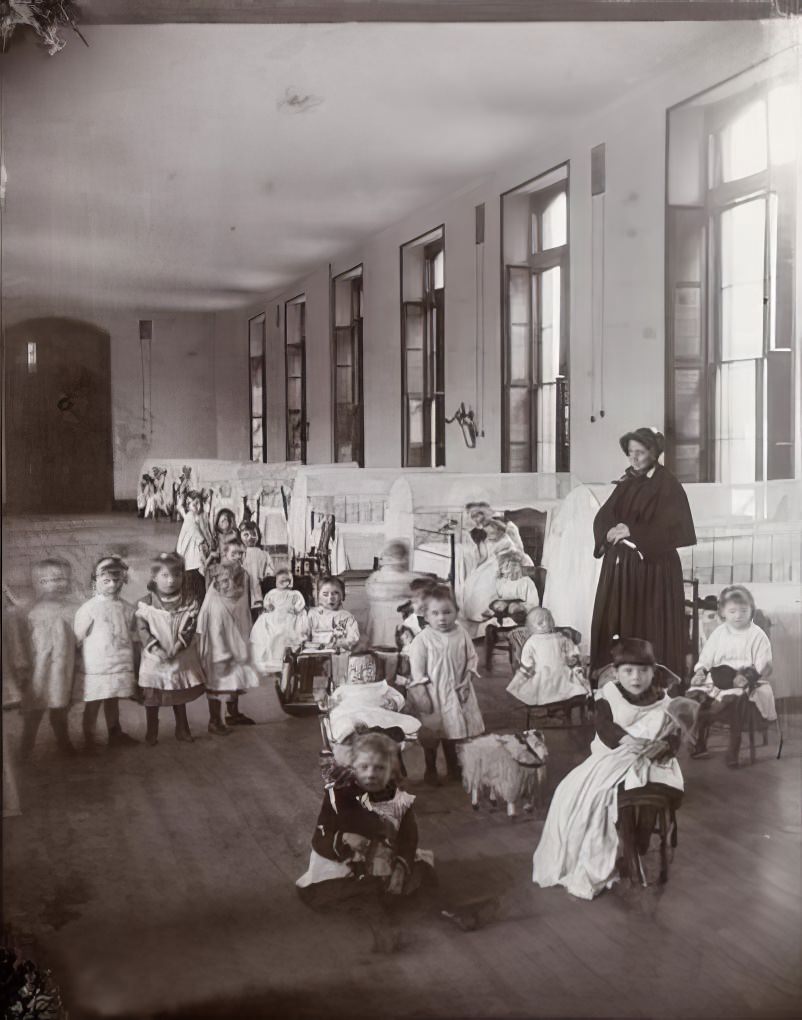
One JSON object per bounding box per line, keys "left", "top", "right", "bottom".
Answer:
{"left": 73, "top": 556, "right": 140, "bottom": 750}
{"left": 135, "top": 552, "right": 206, "bottom": 745}
{"left": 533, "top": 637, "right": 696, "bottom": 900}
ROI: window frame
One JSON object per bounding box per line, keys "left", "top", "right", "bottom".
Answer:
{"left": 248, "top": 312, "right": 267, "bottom": 464}
{"left": 284, "top": 294, "right": 307, "bottom": 464}
{"left": 331, "top": 263, "right": 365, "bottom": 466}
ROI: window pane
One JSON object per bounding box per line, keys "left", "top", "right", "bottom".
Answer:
{"left": 673, "top": 286, "right": 702, "bottom": 359}
{"left": 287, "top": 378, "right": 302, "bottom": 413}
{"left": 508, "top": 268, "right": 529, "bottom": 324}
{"left": 721, "top": 199, "right": 765, "bottom": 361}
{"left": 530, "top": 211, "right": 539, "bottom": 255}
{"left": 537, "top": 383, "right": 557, "bottom": 472}
{"left": 287, "top": 410, "right": 303, "bottom": 460}
{"left": 768, "top": 84, "right": 798, "bottom": 166}
{"left": 508, "top": 443, "right": 530, "bottom": 473}
{"left": 540, "top": 266, "right": 561, "bottom": 383}
{"left": 287, "top": 347, "right": 303, "bottom": 379}
{"left": 674, "top": 444, "right": 702, "bottom": 484}
{"left": 508, "top": 387, "right": 530, "bottom": 445}
{"left": 715, "top": 360, "right": 757, "bottom": 483}
{"left": 509, "top": 325, "right": 530, "bottom": 384}
{"left": 674, "top": 368, "right": 702, "bottom": 440}
{"left": 335, "top": 328, "right": 352, "bottom": 366}
{"left": 541, "top": 192, "right": 567, "bottom": 249}
{"left": 720, "top": 100, "right": 767, "bottom": 182}
{"left": 404, "top": 304, "right": 424, "bottom": 350}
{"left": 336, "top": 367, "right": 353, "bottom": 405}
{"left": 408, "top": 399, "right": 424, "bottom": 446}
{"left": 406, "top": 350, "right": 424, "bottom": 393}
{"left": 433, "top": 250, "right": 444, "bottom": 290}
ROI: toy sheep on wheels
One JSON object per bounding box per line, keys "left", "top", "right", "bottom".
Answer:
{"left": 458, "top": 730, "right": 549, "bottom": 818}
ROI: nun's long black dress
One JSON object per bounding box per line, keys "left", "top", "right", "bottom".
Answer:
{"left": 590, "top": 465, "right": 696, "bottom": 679}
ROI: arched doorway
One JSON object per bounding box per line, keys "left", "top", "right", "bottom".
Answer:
{"left": 3, "top": 318, "right": 113, "bottom": 513}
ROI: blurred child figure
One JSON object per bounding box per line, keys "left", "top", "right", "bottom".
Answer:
{"left": 136, "top": 552, "right": 205, "bottom": 745}
{"left": 19, "top": 559, "right": 78, "bottom": 758}
{"left": 406, "top": 585, "right": 484, "bottom": 785}
{"left": 176, "top": 490, "right": 214, "bottom": 604}
{"left": 484, "top": 549, "right": 539, "bottom": 623}
{"left": 197, "top": 561, "right": 260, "bottom": 733}
{"left": 306, "top": 576, "right": 360, "bottom": 651}
{"left": 365, "top": 540, "right": 415, "bottom": 648}
{"left": 239, "top": 520, "right": 274, "bottom": 623}
{"left": 687, "top": 584, "right": 774, "bottom": 767}
{"left": 533, "top": 638, "right": 693, "bottom": 900}
{"left": 507, "top": 608, "right": 590, "bottom": 709}
{"left": 395, "top": 577, "right": 436, "bottom": 683}
{"left": 250, "top": 568, "right": 308, "bottom": 676}
{"left": 296, "top": 732, "right": 434, "bottom": 953}
{"left": 74, "top": 556, "right": 139, "bottom": 751}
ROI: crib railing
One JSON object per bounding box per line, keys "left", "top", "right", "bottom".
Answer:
{"left": 679, "top": 525, "right": 801, "bottom": 585}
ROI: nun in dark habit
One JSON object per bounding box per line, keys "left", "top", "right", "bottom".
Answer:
{"left": 590, "top": 427, "right": 696, "bottom": 681}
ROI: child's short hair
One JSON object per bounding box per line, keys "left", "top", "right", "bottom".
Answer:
{"left": 221, "top": 532, "right": 245, "bottom": 549}
{"left": 526, "top": 607, "right": 554, "bottom": 630}
{"left": 274, "top": 567, "right": 293, "bottom": 579}
{"left": 211, "top": 561, "right": 244, "bottom": 587}
{"left": 31, "top": 557, "right": 72, "bottom": 581}
{"left": 319, "top": 575, "right": 346, "bottom": 597}
{"left": 485, "top": 517, "right": 507, "bottom": 535}
{"left": 410, "top": 577, "right": 436, "bottom": 594}
{"left": 91, "top": 554, "right": 129, "bottom": 585}
{"left": 718, "top": 584, "right": 755, "bottom": 618}
{"left": 150, "top": 551, "right": 185, "bottom": 574}
{"left": 239, "top": 519, "right": 260, "bottom": 537}
{"left": 424, "top": 584, "right": 458, "bottom": 610}
{"left": 350, "top": 732, "right": 401, "bottom": 776}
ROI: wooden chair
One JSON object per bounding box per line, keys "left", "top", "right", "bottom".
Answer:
{"left": 617, "top": 789, "right": 678, "bottom": 886}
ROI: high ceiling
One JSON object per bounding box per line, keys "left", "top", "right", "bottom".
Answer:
{"left": 1, "top": 20, "right": 775, "bottom": 315}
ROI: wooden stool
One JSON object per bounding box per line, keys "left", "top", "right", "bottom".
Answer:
{"left": 617, "top": 790, "right": 677, "bottom": 886}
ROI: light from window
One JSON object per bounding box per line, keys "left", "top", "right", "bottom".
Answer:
{"left": 433, "top": 250, "right": 444, "bottom": 290}
{"left": 716, "top": 360, "right": 757, "bottom": 483}
{"left": 720, "top": 100, "right": 767, "bottom": 182}
{"left": 720, "top": 198, "right": 766, "bottom": 361}
{"left": 541, "top": 266, "right": 561, "bottom": 383}
{"left": 541, "top": 193, "right": 567, "bottom": 250}
{"left": 27, "top": 341, "right": 37, "bottom": 373}
{"left": 768, "top": 84, "right": 799, "bottom": 166}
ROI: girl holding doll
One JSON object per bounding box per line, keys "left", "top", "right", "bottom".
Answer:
{"left": 239, "top": 520, "right": 274, "bottom": 622}
{"left": 197, "top": 561, "right": 260, "bottom": 733}
{"left": 74, "top": 556, "right": 140, "bottom": 750}
{"left": 136, "top": 552, "right": 206, "bottom": 745}
{"left": 533, "top": 638, "right": 695, "bottom": 900}
{"left": 406, "top": 585, "right": 484, "bottom": 785}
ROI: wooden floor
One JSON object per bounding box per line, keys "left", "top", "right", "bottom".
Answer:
{"left": 3, "top": 516, "right": 802, "bottom": 1020}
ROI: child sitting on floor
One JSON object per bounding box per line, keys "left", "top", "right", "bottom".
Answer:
{"left": 136, "top": 552, "right": 206, "bottom": 746}
{"left": 20, "top": 559, "right": 79, "bottom": 758}
{"left": 296, "top": 732, "right": 434, "bottom": 953}
{"left": 506, "top": 607, "right": 589, "bottom": 709}
{"left": 532, "top": 638, "right": 695, "bottom": 900}
{"left": 250, "top": 568, "right": 308, "bottom": 676}
{"left": 74, "top": 556, "right": 140, "bottom": 751}
{"left": 239, "top": 520, "right": 274, "bottom": 623}
{"left": 484, "top": 548, "right": 539, "bottom": 623}
{"left": 197, "top": 561, "right": 260, "bottom": 733}
{"left": 687, "top": 584, "right": 774, "bottom": 767}
{"left": 405, "top": 585, "right": 484, "bottom": 785}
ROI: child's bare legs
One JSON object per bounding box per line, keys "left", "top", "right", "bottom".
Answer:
{"left": 423, "top": 746, "right": 441, "bottom": 786}
{"left": 82, "top": 700, "right": 102, "bottom": 751}
{"left": 207, "top": 697, "right": 231, "bottom": 736}
{"left": 173, "top": 704, "right": 194, "bottom": 742}
{"left": 104, "top": 698, "right": 138, "bottom": 747}
{"left": 145, "top": 706, "right": 160, "bottom": 746}
{"left": 20, "top": 711, "right": 44, "bottom": 759}
{"left": 49, "top": 708, "right": 74, "bottom": 754}
{"left": 442, "top": 740, "right": 462, "bottom": 783}
{"left": 226, "top": 694, "right": 255, "bottom": 726}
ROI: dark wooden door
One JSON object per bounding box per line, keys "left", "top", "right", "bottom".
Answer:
{"left": 4, "top": 318, "right": 113, "bottom": 513}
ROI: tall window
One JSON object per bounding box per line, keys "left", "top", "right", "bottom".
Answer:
{"left": 401, "top": 228, "right": 445, "bottom": 467}
{"left": 667, "top": 68, "right": 797, "bottom": 483}
{"left": 332, "top": 265, "right": 364, "bottom": 465}
{"left": 248, "top": 313, "right": 266, "bottom": 463}
{"left": 501, "top": 165, "right": 570, "bottom": 473}
{"left": 285, "top": 295, "right": 306, "bottom": 463}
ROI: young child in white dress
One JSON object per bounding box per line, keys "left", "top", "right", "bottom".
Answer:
{"left": 485, "top": 549, "right": 540, "bottom": 623}
{"left": 20, "top": 559, "right": 79, "bottom": 758}
{"left": 136, "top": 552, "right": 206, "bottom": 745}
{"left": 74, "top": 556, "right": 140, "bottom": 751}
{"left": 506, "top": 608, "right": 590, "bottom": 708}
{"left": 197, "top": 561, "right": 260, "bottom": 734}
{"left": 687, "top": 585, "right": 774, "bottom": 767}
{"left": 176, "top": 490, "right": 214, "bottom": 604}
{"left": 406, "top": 585, "right": 484, "bottom": 785}
{"left": 250, "top": 568, "right": 308, "bottom": 676}
{"left": 532, "top": 638, "right": 692, "bottom": 900}
{"left": 239, "top": 520, "right": 274, "bottom": 623}
{"left": 306, "top": 576, "right": 360, "bottom": 651}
